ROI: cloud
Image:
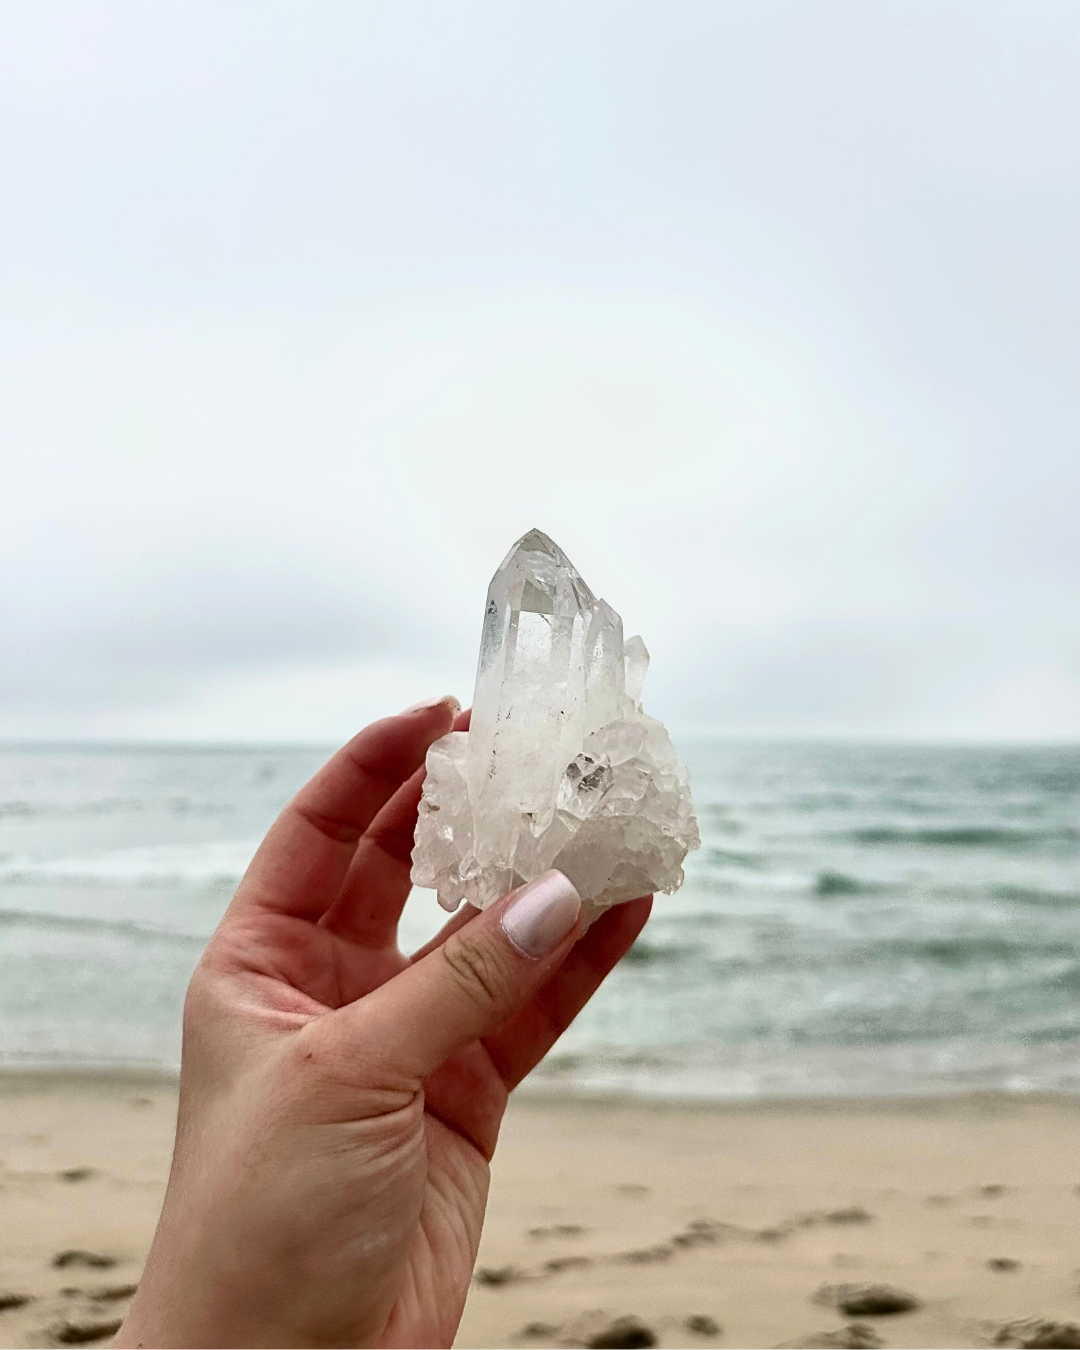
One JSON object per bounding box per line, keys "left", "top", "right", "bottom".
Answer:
{"left": 1, "top": 2, "right": 1078, "bottom": 742}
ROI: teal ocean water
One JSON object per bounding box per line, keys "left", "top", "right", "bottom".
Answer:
{"left": 1, "top": 741, "right": 1078, "bottom": 1100}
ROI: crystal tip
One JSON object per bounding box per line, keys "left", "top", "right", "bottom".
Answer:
{"left": 498, "top": 528, "right": 568, "bottom": 571}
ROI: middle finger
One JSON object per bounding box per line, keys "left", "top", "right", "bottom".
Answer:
{"left": 321, "top": 707, "right": 471, "bottom": 947}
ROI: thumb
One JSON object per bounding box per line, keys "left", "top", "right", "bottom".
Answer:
{"left": 335, "top": 871, "right": 583, "bottom": 1083}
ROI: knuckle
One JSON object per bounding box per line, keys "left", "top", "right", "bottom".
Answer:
{"left": 441, "top": 931, "right": 514, "bottom": 1012}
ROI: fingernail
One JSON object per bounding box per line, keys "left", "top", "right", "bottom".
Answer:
{"left": 501, "top": 870, "right": 581, "bottom": 959}
{"left": 402, "top": 694, "right": 461, "bottom": 716}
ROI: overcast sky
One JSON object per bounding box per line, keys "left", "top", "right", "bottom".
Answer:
{"left": 2, "top": 1, "right": 1078, "bottom": 743}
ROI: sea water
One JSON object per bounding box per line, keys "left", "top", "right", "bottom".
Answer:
{"left": 1, "top": 741, "right": 1078, "bottom": 1100}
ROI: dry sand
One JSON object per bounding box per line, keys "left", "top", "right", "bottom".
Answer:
{"left": 2, "top": 1074, "right": 1080, "bottom": 1348}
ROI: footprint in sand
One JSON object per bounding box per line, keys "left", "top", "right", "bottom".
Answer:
{"left": 813, "top": 1283, "right": 920, "bottom": 1316}
{"left": 778, "top": 1325, "right": 884, "bottom": 1349}
{"left": 475, "top": 1265, "right": 521, "bottom": 1286}
{"left": 542, "top": 1256, "right": 592, "bottom": 1273}
{"left": 51, "top": 1252, "right": 119, "bottom": 1271}
{"left": 993, "top": 1318, "right": 1080, "bottom": 1348}
{"left": 523, "top": 1311, "right": 659, "bottom": 1349}
{"left": 584, "top": 1315, "right": 657, "bottom": 1348}
{"left": 45, "top": 1314, "right": 124, "bottom": 1345}
{"left": 618, "top": 1245, "right": 673, "bottom": 1265}
{"left": 87, "top": 1284, "right": 139, "bottom": 1302}
{"left": 518, "top": 1321, "right": 559, "bottom": 1340}
{"left": 684, "top": 1314, "right": 722, "bottom": 1337}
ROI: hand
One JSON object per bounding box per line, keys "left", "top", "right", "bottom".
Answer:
{"left": 117, "top": 697, "right": 651, "bottom": 1348}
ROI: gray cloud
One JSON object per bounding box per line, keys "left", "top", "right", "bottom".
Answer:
{"left": 0, "top": 547, "right": 455, "bottom": 714}
{"left": 1, "top": 1, "right": 1077, "bottom": 741}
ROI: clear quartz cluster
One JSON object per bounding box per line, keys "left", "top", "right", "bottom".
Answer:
{"left": 411, "top": 530, "right": 699, "bottom": 920}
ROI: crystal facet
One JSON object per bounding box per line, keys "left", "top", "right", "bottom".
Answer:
{"left": 411, "top": 531, "right": 700, "bottom": 920}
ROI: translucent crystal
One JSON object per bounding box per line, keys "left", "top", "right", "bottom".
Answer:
{"left": 411, "top": 530, "right": 700, "bottom": 920}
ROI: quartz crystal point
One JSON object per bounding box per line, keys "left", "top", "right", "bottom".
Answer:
{"left": 411, "top": 530, "right": 700, "bottom": 920}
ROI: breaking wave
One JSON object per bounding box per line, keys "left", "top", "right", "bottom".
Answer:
{"left": 0, "top": 840, "right": 259, "bottom": 886}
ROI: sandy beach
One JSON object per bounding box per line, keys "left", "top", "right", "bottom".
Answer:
{"left": 2, "top": 1077, "right": 1080, "bottom": 1348}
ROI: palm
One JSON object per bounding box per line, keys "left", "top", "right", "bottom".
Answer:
{"left": 378, "top": 1116, "right": 494, "bottom": 1348}
{"left": 206, "top": 910, "right": 521, "bottom": 1344}
{"left": 224, "top": 907, "right": 512, "bottom": 1154}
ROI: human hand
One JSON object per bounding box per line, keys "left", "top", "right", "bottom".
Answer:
{"left": 117, "top": 697, "right": 651, "bottom": 1348}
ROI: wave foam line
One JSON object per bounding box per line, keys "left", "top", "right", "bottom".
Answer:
{"left": 0, "top": 907, "right": 206, "bottom": 945}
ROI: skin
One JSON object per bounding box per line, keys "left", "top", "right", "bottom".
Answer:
{"left": 117, "top": 698, "right": 651, "bottom": 1348}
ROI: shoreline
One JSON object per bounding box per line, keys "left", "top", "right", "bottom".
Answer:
{"left": 8, "top": 1063, "right": 1080, "bottom": 1115}
{"left": 517, "top": 1083, "right": 1080, "bottom": 1117}
{"left": 0, "top": 1065, "right": 181, "bottom": 1090}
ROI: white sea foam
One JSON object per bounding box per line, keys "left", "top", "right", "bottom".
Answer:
{"left": 0, "top": 839, "right": 261, "bottom": 885}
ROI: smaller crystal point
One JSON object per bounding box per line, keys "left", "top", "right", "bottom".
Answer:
{"left": 411, "top": 531, "right": 700, "bottom": 918}
{"left": 623, "top": 634, "right": 649, "bottom": 709}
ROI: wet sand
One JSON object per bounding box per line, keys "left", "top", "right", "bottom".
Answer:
{"left": 2, "top": 1074, "right": 1080, "bottom": 1348}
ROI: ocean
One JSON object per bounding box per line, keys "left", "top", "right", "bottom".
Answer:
{"left": 1, "top": 740, "right": 1078, "bottom": 1101}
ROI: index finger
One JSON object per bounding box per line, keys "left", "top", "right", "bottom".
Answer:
{"left": 229, "top": 695, "right": 460, "bottom": 922}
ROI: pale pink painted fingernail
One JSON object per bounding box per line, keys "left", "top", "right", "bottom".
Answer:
{"left": 501, "top": 870, "right": 581, "bottom": 959}
{"left": 402, "top": 694, "right": 461, "bottom": 716}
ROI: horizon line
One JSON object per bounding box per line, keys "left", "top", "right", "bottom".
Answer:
{"left": 2, "top": 732, "right": 1079, "bottom": 753}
